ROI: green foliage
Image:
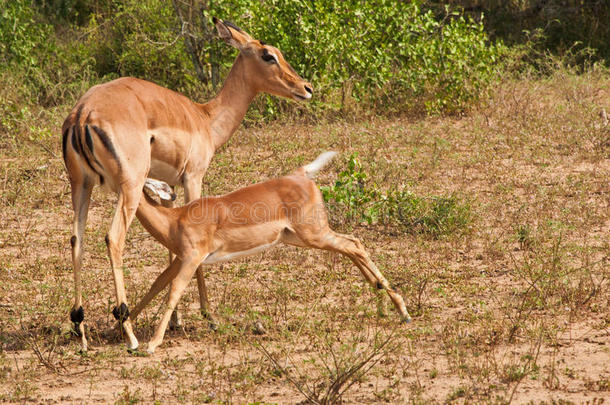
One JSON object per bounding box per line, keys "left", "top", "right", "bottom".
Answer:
{"left": 321, "top": 153, "right": 373, "bottom": 223}
{"left": 425, "top": 0, "right": 610, "bottom": 64}
{"left": 381, "top": 189, "right": 472, "bottom": 237}
{"left": 221, "top": 1, "right": 504, "bottom": 114}
{"left": 321, "top": 153, "right": 471, "bottom": 237}
{"left": 33, "top": 0, "right": 110, "bottom": 26}
{"left": 0, "top": 0, "right": 99, "bottom": 110}
{"left": 83, "top": 0, "right": 199, "bottom": 94}
{"left": 69, "top": 0, "right": 503, "bottom": 114}
{"left": 0, "top": 0, "right": 54, "bottom": 68}
{"left": 10, "top": 0, "right": 602, "bottom": 120}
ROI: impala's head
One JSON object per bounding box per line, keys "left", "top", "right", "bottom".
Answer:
{"left": 214, "top": 17, "right": 313, "bottom": 101}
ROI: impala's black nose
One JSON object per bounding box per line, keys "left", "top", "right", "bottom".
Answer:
{"left": 305, "top": 85, "right": 313, "bottom": 95}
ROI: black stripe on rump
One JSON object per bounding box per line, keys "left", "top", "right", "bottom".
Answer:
{"left": 70, "top": 128, "right": 79, "bottom": 155}
{"left": 75, "top": 126, "right": 98, "bottom": 177}
{"left": 83, "top": 125, "right": 103, "bottom": 168}
{"left": 71, "top": 127, "right": 104, "bottom": 184}
{"left": 91, "top": 125, "right": 121, "bottom": 170}
{"left": 61, "top": 127, "right": 70, "bottom": 163}
{"left": 73, "top": 106, "right": 102, "bottom": 183}
{"left": 71, "top": 105, "right": 84, "bottom": 156}
{"left": 84, "top": 125, "right": 94, "bottom": 154}
{"left": 83, "top": 125, "right": 105, "bottom": 185}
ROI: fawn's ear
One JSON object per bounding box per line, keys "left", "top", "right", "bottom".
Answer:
{"left": 144, "top": 179, "right": 176, "bottom": 201}
{"left": 213, "top": 17, "right": 252, "bottom": 50}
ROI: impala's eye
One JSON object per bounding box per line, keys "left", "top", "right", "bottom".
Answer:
{"left": 261, "top": 50, "right": 277, "bottom": 64}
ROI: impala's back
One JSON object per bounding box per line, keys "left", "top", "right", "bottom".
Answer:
{"left": 61, "top": 77, "right": 211, "bottom": 193}
{"left": 140, "top": 152, "right": 337, "bottom": 263}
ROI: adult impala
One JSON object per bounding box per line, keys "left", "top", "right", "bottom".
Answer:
{"left": 62, "top": 18, "right": 312, "bottom": 351}
{"left": 133, "top": 152, "right": 411, "bottom": 353}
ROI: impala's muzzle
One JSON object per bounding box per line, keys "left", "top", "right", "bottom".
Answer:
{"left": 294, "top": 83, "right": 313, "bottom": 101}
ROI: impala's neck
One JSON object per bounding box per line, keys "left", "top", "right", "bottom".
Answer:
{"left": 203, "top": 54, "right": 258, "bottom": 150}
{"left": 136, "top": 193, "right": 175, "bottom": 252}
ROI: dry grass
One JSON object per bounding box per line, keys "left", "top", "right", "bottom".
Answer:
{"left": 0, "top": 69, "right": 608, "bottom": 403}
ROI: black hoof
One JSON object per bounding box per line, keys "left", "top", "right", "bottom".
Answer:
{"left": 70, "top": 306, "right": 84, "bottom": 324}
{"left": 169, "top": 311, "right": 182, "bottom": 330}
{"left": 112, "top": 303, "right": 130, "bottom": 322}
{"left": 201, "top": 312, "right": 218, "bottom": 331}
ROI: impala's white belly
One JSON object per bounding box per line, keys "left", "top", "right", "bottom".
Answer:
{"left": 201, "top": 240, "right": 279, "bottom": 264}
{"left": 201, "top": 222, "right": 285, "bottom": 265}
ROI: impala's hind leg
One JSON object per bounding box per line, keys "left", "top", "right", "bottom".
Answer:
{"left": 292, "top": 229, "right": 411, "bottom": 322}
{"left": 106, "top": 184, "right": 144, "bottom": 350}
{"left": 69, "top": 174, "right": 94, "bottom": 351}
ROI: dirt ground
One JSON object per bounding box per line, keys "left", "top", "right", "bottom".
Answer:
{"left": 0, "top": 73, "right": 608, "bottom": 403}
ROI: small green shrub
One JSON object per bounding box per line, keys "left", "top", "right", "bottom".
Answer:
{"left": 321, "top": 153, "right": 472, "bottom": 237}
{"left": 321, "top": 153, "right": 373, "bottom": 224}
{"left": 382, "top": 190, "right": 472, "bottom": 237}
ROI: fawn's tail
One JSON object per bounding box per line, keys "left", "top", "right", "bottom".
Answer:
{"left": 302, "top": 151, "right": 338, "bottom": 179}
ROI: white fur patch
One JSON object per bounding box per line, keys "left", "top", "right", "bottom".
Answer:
{"left": 144, "top": 179, "right": 174, "bottom": 201}
{"left": 201, "top": 240, "right": 279, "bottom": 264}
{"left": 303, "top": 151, "right": 338, "bottom": 178}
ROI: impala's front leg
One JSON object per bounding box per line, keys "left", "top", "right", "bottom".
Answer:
{"left": 158, "top": 190, "right": 183, "bottom": 330}
{"left": 147, "top": 252, "right": 204, "bottom": 354}
{"left": 106, "top": 188, "right": 142, "bottom": 350}
{"left": 130, "top": 257, "right": 185, "bottom": 321}
{"left": 183, "top": 175, "right": 217, "bottom": 330}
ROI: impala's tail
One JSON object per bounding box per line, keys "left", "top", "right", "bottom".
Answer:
{"left": 302, "top": 151, "right": 338, "bottom": 179}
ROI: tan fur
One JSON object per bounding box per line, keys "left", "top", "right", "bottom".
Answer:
{"left": 62, "top": 18, "right": 313, "bottom": 351}
{"left": 131, "top": 156, "right": 411, "bottom": 353}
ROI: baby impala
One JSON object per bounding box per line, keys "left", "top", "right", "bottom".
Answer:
{"left": 130, "top": 152, "right": 411, "bottom": 353}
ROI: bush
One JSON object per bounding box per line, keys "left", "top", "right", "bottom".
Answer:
{"left": 321, "top": 154, "right": 472, "bottom": 237}
{"left": 0, "top": 0, "right": 100, "bottom": 108}
{"left": 220, "top": 0, "right": 505, "bottom": 114}
{"left": 0, "top": 0, "right": 505, "bottom": 118}
{"left": 425, "top": 0, "right": 610, "bottom": 64}
{"left": 82, "top": 0, "right": 200, "bottom": 95}
{"left": 73, "top": 0, "right": 503, "bottom": 115}
{"left": 0, "top": 0, "right": 54, "bottom": 68}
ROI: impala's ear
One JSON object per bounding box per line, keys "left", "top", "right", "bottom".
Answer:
{"left": 213, "top": 17, "right": 252, "bottom": 50}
